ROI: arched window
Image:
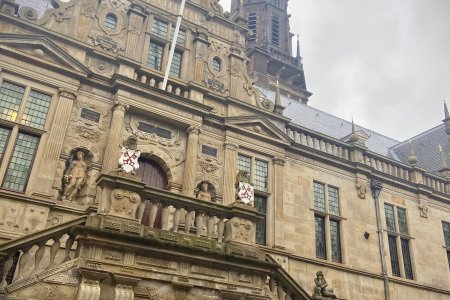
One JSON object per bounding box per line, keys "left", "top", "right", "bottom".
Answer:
{"left": 136, "top": 157, "right": 168, "bottom": 228}
{"left": 212, "top": 57, "right": 221, "bottom": 73}
{"left": 105, "top": 13, "right": 118, "bottom": 30}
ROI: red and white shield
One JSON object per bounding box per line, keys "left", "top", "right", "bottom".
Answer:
{"left": 118, "top": 147, "right": 141, "bottom": 173}
{"left": 238, "top": 182, "right": 254, "bottom": 206}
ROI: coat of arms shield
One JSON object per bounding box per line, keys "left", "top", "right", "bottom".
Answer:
{"left": 237, "top": 182, "right": 255, "bottom": 206}
{"left": 118, "top": 147, "right": 141, "bottom": 173}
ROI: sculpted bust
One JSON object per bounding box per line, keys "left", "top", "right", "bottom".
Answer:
{"left": 197, "top": 182, "right": 211, "bottom": 201}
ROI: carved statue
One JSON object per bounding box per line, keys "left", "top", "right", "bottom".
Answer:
{"left": 118, "top": 136, "right": 141, "bottom": 174}
{"left": 197, "top": 182, "right": 212, "bottom": 201}
{"left": 62, "top": 151, "right": 87, "bottom": 201}
{"left": 312, "top": 271, "right": 337, "bottom": 299}
{"left": 236, "top": 170, "right": 251, "bottom": 184}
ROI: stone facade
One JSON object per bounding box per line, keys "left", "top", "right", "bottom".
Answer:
{"left": 0, "top": 0, "right": 448, "bottom": 299}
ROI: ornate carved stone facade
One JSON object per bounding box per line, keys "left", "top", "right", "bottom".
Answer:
{"left": 0, "top": 1, "right": 448, "bottom": 300}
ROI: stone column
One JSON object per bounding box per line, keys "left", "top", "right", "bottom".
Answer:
{"left": 222, "top": 142, "right": 239, "bottom": 205}
{"left": 181, "top": 126, "right": 201, "bottom": 196}
{"left": 102, "top": 102, "right": 127, "bottom": 173}
{"left": 273, "top": 157, "right": 285, "bottom": 247}
{"left": 125, "top": 4, "right": 148, "bottom": 60}
{"left": 33, "top": 88, "right": 77, "bottom": 197}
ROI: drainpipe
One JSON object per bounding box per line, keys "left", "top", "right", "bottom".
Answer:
{"left": 370, "top": 179, "right": 390, "bottom": 300}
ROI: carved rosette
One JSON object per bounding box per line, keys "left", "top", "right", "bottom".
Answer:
{"left": 109, "top": 188, "right": 141, "bottom": 220}
{"left": 224, "top": 217, "right": 255, "bottom": 245}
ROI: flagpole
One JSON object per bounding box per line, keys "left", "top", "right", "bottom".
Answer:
{"left": 161, "top": 0, "right": 186, "bottom": 91}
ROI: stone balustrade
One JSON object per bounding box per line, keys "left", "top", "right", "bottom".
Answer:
{"left": 362, "top": 153, "right": 411, "bottom": 181}
{"left": 0, "top": 216, "right": 86, "bottom": 287}
{"left": 422, "top": 173, "right": 448, "bottom": 194}
{"left": 134, "top": 70, "right": 189, "bottom": 98}
{"left": 97, "top": 172, "right": 263, "bottom": 246}
{"left": 286, "top": 125, "right": 351, "bottom": 160}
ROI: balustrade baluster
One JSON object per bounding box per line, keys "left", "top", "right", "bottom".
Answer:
{"left": 161, "top": 205, "right": 170, "bottom": 231}
{"left": 148, "top": 202, "right": 159, "bottom": 228}
{"left": 206, "top": 215, "right": 215, "bottom": 240}
{"left": 34, "top": 241, "right": 46, "bottom": 273}
{"left": 172, "top": 207, "right": 181, "bottom": 233}
{"left": 140, "top": 75, "right": 147, "bottom": 83}
{"left": 293, "top": 130, "right": 299, "bottom": 142}
{"left": 63, "top": 234, "right": 75, "bottom": 263}
{"left": 217, "top": 218, "right": 225, "bottom": 243}
{"left": 175, "top": 87, "right": 181, "bottom": 96}
{"left": 149, "top": 78, "right": 156, "bottom": 87}
{"left": 0, "top": 253, "right": 14, "bottom": 287}
{"left": 196, "top": 211, "right": 204, "bottom": 237}
{"left": 185, "top": 210, "right": 193, "bottom": 234}
{"left": 48, "top": 235, "right": 63, "bottom": 269}
{"left": 17, "top": 247, "right": 31, "bottom": 280}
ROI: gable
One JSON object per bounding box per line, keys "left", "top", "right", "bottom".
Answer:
{"left": 224, "top": 115, "right": 291, "bottom": 145}
{"left": 0, "top": 34, "right": 91, "bottom": 77}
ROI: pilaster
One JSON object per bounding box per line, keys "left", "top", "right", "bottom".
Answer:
{"left": 125, "top": 4, "right": 150, "bottom": 60}
{"left": 272, "top": 157, "right": 285, "bottom": 248}
{"left": 181, "top": 126, "right": 201, "bottom": 196}
{"left": 102, "top": 101, "right": 128, "bottom": 173}
{"left": 33, "top": 88, "right": 77, "bottom": 197}
{"left": 223, "top": 142, "right": 239, "bottom": 205}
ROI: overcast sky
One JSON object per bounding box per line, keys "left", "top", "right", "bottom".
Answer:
{"left": 221, "top": 0, "right": 450, "bottom": 141}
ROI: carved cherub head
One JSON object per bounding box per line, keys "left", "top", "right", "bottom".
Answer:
{"left": 236, "top": 170, "right": 251, "bottom": 184}
{"left": 123, "top": 135, "right": 138, "bottom": 150}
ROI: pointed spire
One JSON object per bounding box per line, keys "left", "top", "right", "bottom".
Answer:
{"left": 349, "top": 116, "right": 359, "bottom": 144}
{"left": 408, "top": 139, "right": 418, "bottom": 166}
{"left": 274, "top": 80, "right": 285, "bottom": 115}
{"left": 444, "top": 100, "right": 449, "bottom": 119}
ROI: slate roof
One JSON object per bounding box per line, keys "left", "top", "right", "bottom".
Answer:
{"left": 389, "top": 124, "right": 450, "bottom": 175}
{"left": 257, "top": 86, "right": 400, "bottom": 156}
{"left": 257, "top": 86, "right": 449, "bottom": 175}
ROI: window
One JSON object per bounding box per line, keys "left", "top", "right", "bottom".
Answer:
{"left": 237, "top": 154, "right": 270, "bottom": 245}
{"left": 169, "top": 51, "right": 182, "bottom": 77}
{"left": 313, "top": 182, "right": 342, "bottom": 262}
{"left": 148, "top": 19, "right": 186, "bottom": 78}
{"left": 147, "top": 42, "right": 164, "bottom": 70}
{"left": 152, "top": 19, "right": 168, "bottom": 39}
{"left": 254, "top": 196, "right": 267, "bottom": 245}
{"left": 212, "top": 57, "right": 221, "bottom": 73}
{"left": 105, "top": 13, "right": 118, "bottom": 30}
{"left": 248, "top": 13, "right": 257, "bottom": 43}
{"left": 0, "top": 80, "right": 52, "bottom": 192}
{"left": 271, "top": 15, "right": 280, "bottom": 47}
{"left": 443, "top": 222, "right": 450, "bottom": 269}
{"left": 384, "top": 204, "right": 414, "bottom": 279}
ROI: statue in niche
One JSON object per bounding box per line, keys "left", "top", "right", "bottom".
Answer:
{"left": 312, "top": 271, "right": 338, "bottom": 299}
{"left": 62, "top": 151, "right": 87, "bottom": 202}
{"left": 197, "top": 182, "right": 212, "bottom": 201}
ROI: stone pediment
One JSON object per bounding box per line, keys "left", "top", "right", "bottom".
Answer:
{"left": 224, "top": 115, "right": 291, "bottom": 144}
{"left": 0, "top": 34, "right": 91, "bottom": 76}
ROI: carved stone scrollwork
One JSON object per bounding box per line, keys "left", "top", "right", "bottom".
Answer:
{"left": 355, "top": 180, "right": 368, "bottom": 199}
{"left": 419, "top": 200, "right": 428, "bottom": 218}
{"left": 18, "top": 0, "right": 76, "bottom": 25}
{"left": 110, "top": 188, "right": 142, "bottom": 219}
{"left": 224, "top": 217, "right": 255, "bottom": 245}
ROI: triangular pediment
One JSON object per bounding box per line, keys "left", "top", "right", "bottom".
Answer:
{"left": 0, "top": 34, "right": 91, "bottom": 76}
{"left": 224, "top": 115, "right": 291, "bottom": 144}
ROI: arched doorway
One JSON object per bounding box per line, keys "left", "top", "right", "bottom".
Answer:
{"left": 135, "top": 157, "right": 168, "bottom": 228}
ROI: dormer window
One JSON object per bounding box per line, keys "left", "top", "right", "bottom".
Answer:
{"left": 105, "top": 13, "right": 118, "bottom": 30}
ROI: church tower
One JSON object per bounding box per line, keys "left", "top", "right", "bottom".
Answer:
{"left": 239, "top": 0, "right": 312, "bottom": 103}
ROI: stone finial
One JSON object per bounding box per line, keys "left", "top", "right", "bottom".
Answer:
{"left": 407, "top": 139, "right": 418, "bottom": 166}
{"left": 312, "top": 271, "right": 338, "bottom": 299}
{"left": 273, "top": 80, "right": 285, "bottom": 115}
{"left": 348, "top": 117, "right": 359, "bottom": 144}
{"left": 443, "top": 100, "right": 450, "bottom": 135}
{"left": 296, "top": 34, "right": 301, "bottom": 58}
